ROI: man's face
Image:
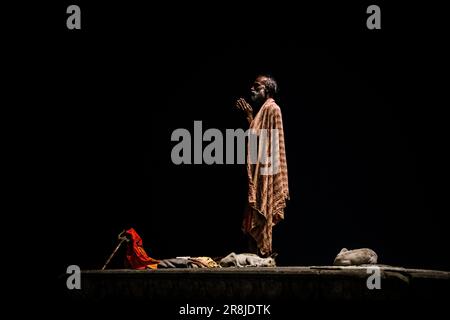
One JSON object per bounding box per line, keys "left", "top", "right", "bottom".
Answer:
{"left": 250, "top": 77, "right": 267, "bottom": 103}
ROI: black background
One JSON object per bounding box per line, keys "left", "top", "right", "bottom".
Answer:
{"left": 24, "top": 2, "right": 449, "bottom": 293}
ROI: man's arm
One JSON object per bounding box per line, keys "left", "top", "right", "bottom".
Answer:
{"left": 235, "top": 98, "right": 253, "bottom": 125}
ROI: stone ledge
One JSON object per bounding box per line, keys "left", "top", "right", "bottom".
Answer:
{"left": 66, "top": 266, "right": 450, "bottom": 302}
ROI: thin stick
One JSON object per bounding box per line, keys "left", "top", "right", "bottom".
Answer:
{"left": 102, "top": 231, "right": 128, "bottom": 270}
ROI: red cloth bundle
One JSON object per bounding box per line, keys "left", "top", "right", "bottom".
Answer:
{"left": 125, "top": 228, "right": 160, "bottom": 269}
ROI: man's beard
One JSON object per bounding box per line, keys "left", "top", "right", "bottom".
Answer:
{"left": 251, "top": 90, "right": 265, "bottom": 103}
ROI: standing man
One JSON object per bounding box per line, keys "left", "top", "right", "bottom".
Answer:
{"left": 235, "top": 75, "right": 289, "bottom": 257}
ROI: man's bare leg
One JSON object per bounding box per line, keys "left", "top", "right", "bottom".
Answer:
{"left": 247, "top": 235, "right": 258, "bottom": 255}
